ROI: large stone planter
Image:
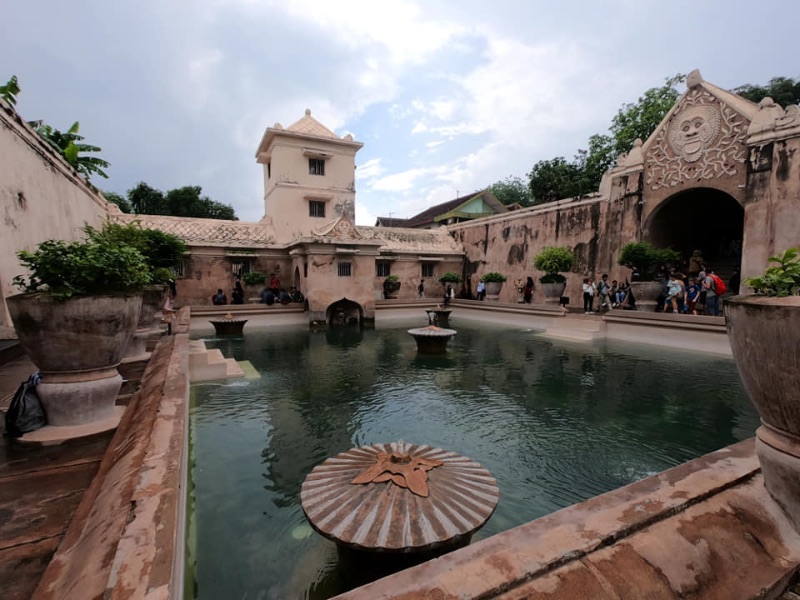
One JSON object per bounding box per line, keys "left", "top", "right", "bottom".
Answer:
{"left": 725, "top": 295, "right": 800, "bottom": 530}
{"left": 630, "top": 281, "right": 664, "bottom": 309}
{"left": 7, "top": 292, "right": 142, "bottom": 428}
{"left": 484, "top": 281, "right": 503, "bottom": 302}
{"left": 540, "top": 281, "right": 566, "bottom": 303}
{"left": 126, "top": 284, "right": 166, "bottom": 358}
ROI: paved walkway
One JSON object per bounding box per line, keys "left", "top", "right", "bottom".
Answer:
{"left": 0, "top": 348, "right": 113, "bottom": 599}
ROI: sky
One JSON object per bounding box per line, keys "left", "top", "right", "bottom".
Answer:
{"left": 3, "top": 1, "right": 799, "bottom": 225}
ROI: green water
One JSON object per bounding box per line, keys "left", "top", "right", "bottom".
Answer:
{"left": 186, "top": 320, "right": 758, "bottom": 599}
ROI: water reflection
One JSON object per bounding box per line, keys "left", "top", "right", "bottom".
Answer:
{"left": 188, "top": 320, "right": 759, "bottom": 599}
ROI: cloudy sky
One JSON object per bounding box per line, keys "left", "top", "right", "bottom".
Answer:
{"left": 4, "top": 1, "right": 798, "bottom": 224}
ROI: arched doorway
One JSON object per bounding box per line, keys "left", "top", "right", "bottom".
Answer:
{"left": 326, "top": 298, "right": 363, "bottom": 327}
{"left": 646, "top": 187, "right": 743, "bottom": 278}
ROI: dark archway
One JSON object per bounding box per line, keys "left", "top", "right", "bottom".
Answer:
{"left": 326, "top": 298, "right": 363, "bottom": 327}
{"left": 646, "top": 188, "right": 743, "bottom": 278}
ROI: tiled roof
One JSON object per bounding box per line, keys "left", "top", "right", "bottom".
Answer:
{"left": 381, "top": 190, "right": 507, "bottom": 228}
{"left": 110, "top": 214, "right": 275, "bottom": 247}
{"left": 286, "top": 109, "right": 340, "bottom": 140}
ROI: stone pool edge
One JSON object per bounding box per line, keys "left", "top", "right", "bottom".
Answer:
{"left": 30, "top": 309, "right": 191, "bottom": 600}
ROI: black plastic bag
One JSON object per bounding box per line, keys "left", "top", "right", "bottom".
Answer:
{"left": 4, "top": 372, "right": 46, "bottom": 438}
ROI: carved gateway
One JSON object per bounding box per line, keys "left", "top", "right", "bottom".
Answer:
{"left": 646, "top": 88, "right": 749, "bottom": 190}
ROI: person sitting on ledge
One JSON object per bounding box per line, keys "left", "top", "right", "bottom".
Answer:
{"left": 262, "top": 289, "right": 275, "bottom": 305}
{"left": 278, "top": 289, "right": 292, "bottom": 305}
{"left": 289, "top": 287, "right": 304, "bottom": 303}
{"left": 212, "top": 288, "right": 228, "bottom": 305}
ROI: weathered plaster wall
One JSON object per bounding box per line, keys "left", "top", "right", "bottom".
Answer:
{"left": 0, "top": 102, "right": 110, "bottom": 328}
{"left": 173, "top": 248, "right": 292, "bottom": 306}
{"left": 743, "top": 137, "right": 800, "bottom": 283}
{"left": 449, "top": 195, "right": 638, "bottom": 305}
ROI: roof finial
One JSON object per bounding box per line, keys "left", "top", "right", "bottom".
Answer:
{"left": 305, "top": 108, "right": 311, "bottom": 116}
{"left": 687, "top": 69, "right": 703, "bottom": 89}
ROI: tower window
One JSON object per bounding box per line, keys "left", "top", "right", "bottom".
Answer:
{"left": 309, "top": 200, "right": 326, "bottom": 218}
{"left": 309, "top": 158, "right": 325, "bottom": 176}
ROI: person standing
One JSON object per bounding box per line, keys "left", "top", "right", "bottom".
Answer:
{"left": 523, "top": 276, "right": 534, "bottom": 304}
{"left": 596, "top": 274, "right": 610, "bottom": 310}
{"left": 476, "top": 280, "right": 485, "bottom": 301}
{"left": 444, "top": 284, "right": 453, "bottom": 307}
{"left": 702, "top": 269, "right": 720, "bottom": 316}
{"left": 418, "top": 279, "right": 425, "bottom": 298}
{"left": 582, "top": 277, "right": 596, "bottom": 314}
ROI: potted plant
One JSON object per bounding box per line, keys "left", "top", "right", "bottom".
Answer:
{"left": 383, "top": 274, "right": 401, "bottom": 299}
{"left": 617, "top": 241, "right": 681, "bottom": 307}
{"left": 242, "top": 271, "right": 267, "bottom": 302}
{"left": 480, "top": 272, "right": 507, "bottom": 301}
{"left": 84, "top": 221, "right": 187, "bottom": 353}
{"left": 438, "top": 272, "right": 460, "bottom": 284}
{"left": 533, "top": 246, "right": 575, "bottom": 302}
{"left": 724, "top": 248, "right": 800, "bottom": 529}
{"left": 7, "top": 236, "right": 150, "bottom": 430}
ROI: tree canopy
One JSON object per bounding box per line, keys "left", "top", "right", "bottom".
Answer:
{"left": 489, "top": 176, "right": 533, "bottom": 207}
{"left": 122, "top": 182, "right": 238, "bottom": 220}
{"left": 495, "top": 73, "right": 799, "bottom": 206}
{"left": 525, "top": 74, "right": 685, "bottom": 204}
{"left": 733, "top": 77, "right": 800, "bottom": 107}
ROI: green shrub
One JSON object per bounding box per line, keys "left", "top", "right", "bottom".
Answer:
{"left": 533, "top": 246, "right": 574, "bottom": 283}
{"left": 480, "top": 272, "right": 507, "bottom": 283}
{"left": 14, "top": 238, "right": 151, "bottom": 299}
{"left": 744, "top": 248, "right": 800, "bottom": 296}
{"left": 438, "top": 272, "right": 460, "bottom": 283}
{"left": 618, "top": 241, "right": 681, "bottom": 280}
{"left": 384, "top": 274, "right": 399, "bottom": 282}
{"left": 242, "top": 271, "right": 267, "bottom": 285}
{"left": 83, "top": 221, "right": 186, "bottom": 277}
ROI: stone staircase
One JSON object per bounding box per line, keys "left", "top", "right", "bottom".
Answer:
{"left": 541, "top": 313, "right": 606, "bottom": 342}
{"left": 188, "top": 340, "right": 244, "bottom": 382}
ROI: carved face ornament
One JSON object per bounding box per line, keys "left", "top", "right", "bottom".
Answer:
{"left": 667, "top": 105, "right": 720, "bottom": 163}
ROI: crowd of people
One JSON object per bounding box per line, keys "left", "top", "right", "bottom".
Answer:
{"left": 578, "top": 264, "right": 738, "bottom": 316}
{"left": 210, "top": 273, "right": 305, "bottom": 306}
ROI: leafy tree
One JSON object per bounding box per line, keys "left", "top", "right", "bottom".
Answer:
{"left": 732, "top": 77, "right": 800, "bottom": 107}
{"left": 526, "top": 75, "right": 685, "bottom": 203}
{"left": 0, "top": 75, "right": 20, "bottom": 106}
{"left": 28, "top": 120, "right": 110, "bottom": 180}
{"left": 104, "top": 191, "right": 132, "bottom": 213}
{"left": 165, "top": 186, "right": 237, "bottom": 220}
{"left": 489, "top": 176, "right": 533, "bottom": 207}
{"left": 128, "top": 182, "right": 167, "bottom": 215}
{"left": 125, "top": 182, "right": 237, "bottom": 220}
{"left": 527, "top": 156, "right": 590, "bottom": 203}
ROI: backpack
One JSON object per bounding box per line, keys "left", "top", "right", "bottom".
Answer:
{"left": 710, "top": 274, "right": 727, "bottom": 295}
{"left": 4, "top": 372, "right": 46, "bottom": 438}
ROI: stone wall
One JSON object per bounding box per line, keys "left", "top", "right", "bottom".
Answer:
{"left": 0, "top": 102, "right": 110, "bottom": 328}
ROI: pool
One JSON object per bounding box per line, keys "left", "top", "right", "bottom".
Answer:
{"left": 186, "top": 319, "right": 758, "bottom": 599}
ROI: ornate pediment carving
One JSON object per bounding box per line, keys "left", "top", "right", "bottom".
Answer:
{"left": 312, "top": 216, "right": 363, "bottom": 240}
{"left": 645, "top": 88, "right": 748, "bottom": 190}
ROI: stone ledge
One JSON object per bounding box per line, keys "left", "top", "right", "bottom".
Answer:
{"left": 334, "top": 439, "right": 800, "bottom": 599}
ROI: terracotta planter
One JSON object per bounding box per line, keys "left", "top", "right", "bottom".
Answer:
{"left": 484, "top": 281, "right": 503, "bottom": 301}
{"left": 540, "top": 281, "right": 566, "bottom": 303}
{"left": 725, "top": 295, "right": 800, "bottom": 530}
{"left": 7, "top": 292, "right": 142, "bottom": 427}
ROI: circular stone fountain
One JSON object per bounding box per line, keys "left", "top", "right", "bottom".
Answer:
{"left": 407, "top": 325, "right": 456, "bottom": 353}
{"left": 301, "top": 441, "right": 498, "bottom": 580}
{"left": 209, "top": 313, "right": 248, "bottom": 336}
{"left": 425, "top": 307, "right": 452, "bottom": 326}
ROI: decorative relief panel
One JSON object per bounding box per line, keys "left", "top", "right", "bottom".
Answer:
{"left": 646, "top": 89, "right": 748, "bottom": 190}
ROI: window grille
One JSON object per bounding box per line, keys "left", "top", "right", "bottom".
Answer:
{"left": 338, "top": 262, "right": 352, "bottom": 277}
